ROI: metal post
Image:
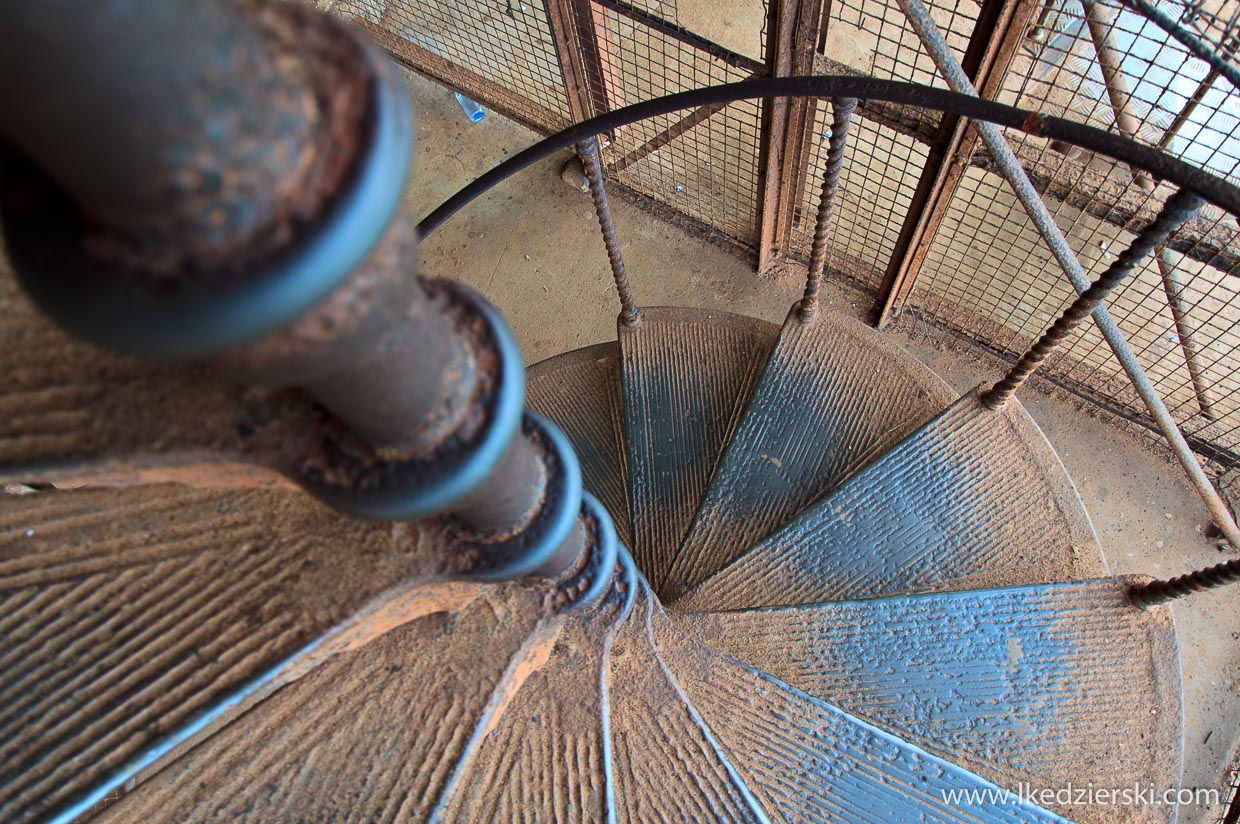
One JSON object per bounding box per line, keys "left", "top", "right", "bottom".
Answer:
{"left": 757, "top": 0, "right": 827, "bottom": 273}
{"left": 578, "top": 137, "right": 641, "bottom": 326}
{"left": 1083, "top": 0, "right": 1216, "bottom": 419}
{"left": 797, "top": 97, "right": 856, "bottom": 322}
{"left": 0, "top": 0, "right": 602, "bottom": 580}
{"left": 1131, "top": 556, "right": 1240, "bottom": 605}
{"left": 896, "top": 0, "right": 1240, "bottom": 551}
{"left": 982, "top": 189, "right": 1204, "bottom": 408}
{"left": 876, "top": 0, "right": 1041, "bottom": 327}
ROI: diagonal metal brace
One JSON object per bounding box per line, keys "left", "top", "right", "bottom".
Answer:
{"left": 895, "top": 0, "right": 1240, "bottom": 550}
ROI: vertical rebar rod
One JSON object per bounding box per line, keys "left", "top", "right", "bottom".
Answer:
{"left": 1157, "top": 249, "right": 1216, "bottom": 418}
{"left": 1130, "top": 556, "right": 1240, "bottom": 605}
{"left": 983, "top": 188, "right": 1204, "bottom": 408}
{"left": 577, "top": 137, "right": 640, "bottom": 326}
{"left": 896, "top": 0, "right": 1240, "bottom": 551}
{"left": 798, "top": 97, "right": 856, "bottom": 322}
{"left": 1083, "top": 0, "right": 1217, "bottom": 419}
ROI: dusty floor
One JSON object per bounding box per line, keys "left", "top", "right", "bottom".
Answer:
{"left": 404, "top": 70, "right": 1239, "bottom": 820}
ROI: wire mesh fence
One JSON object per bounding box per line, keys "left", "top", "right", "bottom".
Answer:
{"left": 332, "top": 0, "right": 1240, "bottom": 469}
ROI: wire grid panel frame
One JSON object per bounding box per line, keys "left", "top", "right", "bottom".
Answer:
{"left": 1002, "top": 0, "right": 1240, "bottom": 184}
{"left": 1163, "top": 0, "right": 1240, "bottom": 85}
{"left": 788, "top": 112, "right": 931, "bottom": 291}
{"left": 908, "top": 161, "right": 1240, "bottom": 465}
{"left": 828, "top": 0, "right": 976, "bottom": 85}
{"left": 590, "top": 5, "right": 765, "bottom": 244}
{"left": 337, "top": 0, "right": 574, "bottom": 133}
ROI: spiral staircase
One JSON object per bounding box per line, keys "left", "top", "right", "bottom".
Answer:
{"left": 2, "top": 1, "right": 1239, "bottom": 822}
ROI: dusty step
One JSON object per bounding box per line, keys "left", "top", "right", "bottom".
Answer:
{"left": 527, "top": 342, "right": 632, "bottom": 547}
{"left": 94, "top": 580, "right": 550, "bottom": 823}
{"left": 674, "top": 391, "right": 1107, "bottom": 613}
{"left": 609, "top": 584, "right": 767, "bottom": 823}
{"left": 437, "top": 555, "right": 636, "bottom": 823}
{"left": 619, "top": 308, "right": 776, "bottom": 586}
{"left": 676, "top": 578, "right": 1181, "bottom": 824}
{"left": 659, "top": 309, "right": 954, "bottom": 600}
{"left": 650, "top": 598, "right": 1067, "bottom": 823}
{"left": 0, "top": 484, "right": 446, "bottom": 823}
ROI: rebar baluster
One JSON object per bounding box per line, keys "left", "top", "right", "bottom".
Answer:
{"left": 1131, "top": 556, "right": 1240, "bottom": 605}
{"left": 577, "top": 137, "right": 640, "bottom": 327}
{"left": 896, "top": 0, "right": 1240, "bottom": 552}
{"left": 797, "top": 97, "right": 856, "bottom": 323}
{"left": 981, "top": 189, "right": 1203, "bottom": 409}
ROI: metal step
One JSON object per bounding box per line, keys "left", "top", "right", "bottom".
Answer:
{"left": 527, "top": 342, "right": 632, "bottom": 548}
{"left": 619, "top": 308, "right": 776, "bottom": 588}
{"left": 676, "top": 578, "right": 1182, "bottom": 824}
{"left": 92, "top": 579, "right": 550, "bottom": 823}
{"left": 436, "top": 554, "right": 636, "bottom": 822}
{"left": 0, "top": 484, "right": 447, "bottom": 824}
{"left": 649, "top": 593, "right": 1069, "bottom": 823}
{"left": 609, "top": 585, "right": 768, "bottom": 823}
{"left": 659, "top": 309, "right": 955, "bottom": 600}
{"left": 674, "top": 391, "right": 1108, "bottom": 613}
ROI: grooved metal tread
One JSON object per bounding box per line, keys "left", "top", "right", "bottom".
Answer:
{"left": 94, "top": 581, "right": 549, "bottom": 823}
{"left": 674, "top": 391, "right": 1108, "bottom": 613}
{"left": 675, "top": 578, "right": 1181, "bottom": 824}
{"left": 0, "top": 484, "right": 450, "bottom": 823}
{"left": 649, "top": 587, "right": 1069, "bottom": 823}
{"left": 619, "top": 308, "right": 777, "bottom": 589}
{"left": 0, "top": 306, "right": 1184, "bottom": 824}
{"left": 610, "top": 586, "right": 768, "bottom": 823}
{"left": 527, "top": 341, "right": 632, "bottom": 547}
{"left": 659, "top": 308, "right": 956, "bottom": 600}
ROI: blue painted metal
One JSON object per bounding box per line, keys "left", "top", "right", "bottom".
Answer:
{"left": 0, "top": 43, "right": 414, "bottom": 360}
{"left": 302, "top": 279, "right": 526, "bottom": 522}
{"left": 619, "top": 307, "right": 778, "bottom": 589}
{"left": 677, "top": 578, "right": 1184, "bottom": 823}
{"left": 650, "top": 594, "right": 1071, "bottom": 823}
{"left": 526, "top": 342, "right": 633, "bottom": 547}
{"left": 674, "top": 391, "right": 1108, "bottom": 612}
{"left": 453, "top": 411, "right": 582, "bottom": 582}
{"left": 660, "top": 308, "right": 955, "bottom": 599}
{"left": 561, "top": 492, "right": 621, "bottom": 611}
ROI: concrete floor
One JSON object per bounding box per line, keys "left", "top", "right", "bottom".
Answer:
{"left": 404, "top": 69, "right": 1239, "bottom": 821}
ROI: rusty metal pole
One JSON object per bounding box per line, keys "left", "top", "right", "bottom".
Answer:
{"left": 982, "top": 188, "right": 1204, "bottom": 408}
{"left": 797, "top": 98, "right": 856, "bottom": 322}
{"left": 578, "top": 137, "right": 641, "bottom": 326}
{"left": 1131, "top": 556, "right": 1240, "bottom": 605}
{"left": 0, "top": 0, "right": 608, "bottom": 587}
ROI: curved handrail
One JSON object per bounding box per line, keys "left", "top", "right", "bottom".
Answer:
{"left": 417, "top": 75, "right": 1240, "bottom": 237}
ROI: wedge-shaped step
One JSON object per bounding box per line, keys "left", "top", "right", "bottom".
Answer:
{"left": 675, "top": 392, "right": 1107, "bottom": 612}
{"left": 609, "top": 587, "right": 767, "bottom": 823}
{"left": 660, "top": 309, "right": 954, "bottom": 599}
{"left": 96, "top": 581, "right": 547, "bottom": 823}
{"left": 438, "top": 558, "right": 636, "bottom": 823}
{"left": 528, "top": 342, "right": 632, "bottom": 547}
{"left": 620, "top": 308, "right": 776, "bottom": 586}
{"left": 0, "top": 484, "right": 443, "bottom": 823}
{"left": 651, "top": 598, "right": 1067, "bottom": 823}
{"left": 677, "top": 578, "right": 1181, "bottom": 823}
